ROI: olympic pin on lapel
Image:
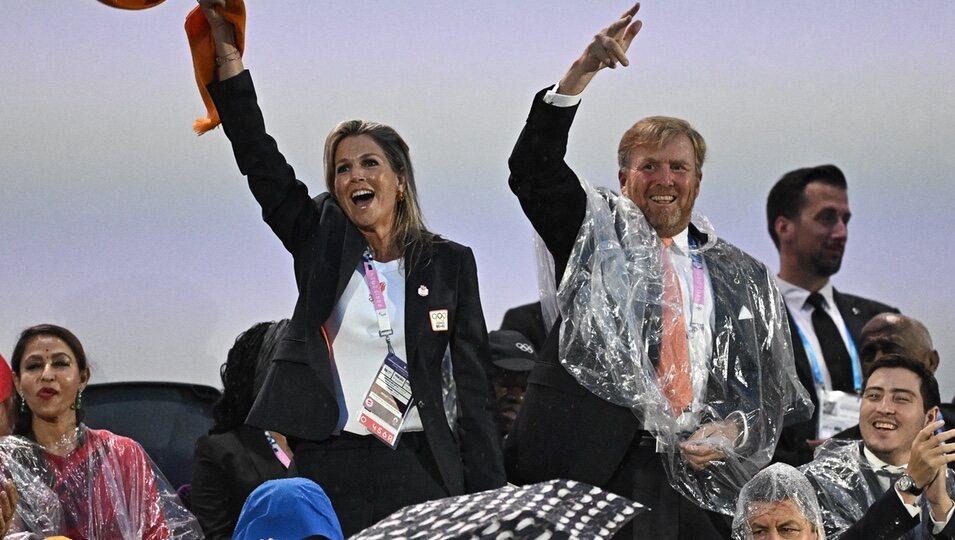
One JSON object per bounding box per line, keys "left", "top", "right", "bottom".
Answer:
{"left": 430, "top": 309, "right": 448, "bottom": 331}
{"left": 418, "top": 285, "right": 429, "bottom": 297}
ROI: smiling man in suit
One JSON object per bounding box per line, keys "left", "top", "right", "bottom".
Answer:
{"left": 505, "top": 4, "right": 810, "bottom": 539}
{"left": 800, "top": 355, "right": 955, "bottom": 539}
{"left": 768, "top": 164, "right": 900, "bottom": 466}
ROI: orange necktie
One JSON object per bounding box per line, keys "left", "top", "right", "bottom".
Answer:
{"left": 657, "top": 238, "right": 692, "bottom": 416}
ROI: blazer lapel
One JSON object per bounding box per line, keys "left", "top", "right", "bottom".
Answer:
{"left": 335, "top": 225, "right": 367, "bottom": 300}
{"left": 403, "top": 257, "right": 436, "bottom": 369}
{"left": 832, "top": 289, "right": 864, "bottom": 343}
{"left": 238, "top": 425, "right": 286, "bottom": 483}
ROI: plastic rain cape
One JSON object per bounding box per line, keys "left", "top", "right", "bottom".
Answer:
{"left": 732, "top": 463, "right": 826, "bottom": 540}
{"left": 800, "top": 439, "right": 955, "bottom": 539}
{"left": 537, "top": 178, "right": 812, "bottom": 515}
{"left": 1, "top": 425, "right": 203, "bottom": 540}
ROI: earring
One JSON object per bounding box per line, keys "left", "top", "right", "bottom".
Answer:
{"left": 19, "top": 395, "right": 25, "bottom": 413}
{"left": 74, "top": 390, "right": 83, "bottom": 411}
{"left": 397, "top": 190, "right": 405, "bottom": 202}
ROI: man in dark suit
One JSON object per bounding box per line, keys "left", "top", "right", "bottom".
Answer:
{"left": 800, "top": 356, "right": 955, "bottom": 539}
{"left": 505, "top": 5, "right": 810, "bottom": 539}
{"left": 767, "top": 164, "right": 899, "bottom": 466}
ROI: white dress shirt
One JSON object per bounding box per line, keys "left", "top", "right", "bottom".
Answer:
{"left": 324, "top": 259, "right": 423, "bottom": 434}
{"left": 776, "top": 278, "right": 854, "bottom": 392}
{"left": 863, "top": 445, "right": 954, "bottom": 532}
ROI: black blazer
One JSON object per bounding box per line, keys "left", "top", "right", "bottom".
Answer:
{"left": 838, "top": 475, "right": 955, "bottom": 540}
{"left": 190, "top": 425, "right": 286, "bottom": 539}
{"left": 808, "top": 442, "right": 955, "bottom": 540}
{"left": 774, "top": 291, "right": 898, "bottom": 466}
{"left": 504, "top": 88, "right": 802, "bottom": 488}
{"left": 208, "top": 71, "right": 504, "bottom": 495}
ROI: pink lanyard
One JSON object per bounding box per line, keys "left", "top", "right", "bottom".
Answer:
{"left": 362, "top": 249, "right": 396, "bottom": 354}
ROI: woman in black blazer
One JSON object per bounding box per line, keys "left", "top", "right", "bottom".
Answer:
{"left": 197, "top": 2, "right": 504, "bottom": 535}
{"left": 191, "top": 321, "right": 291, "bottom": 539}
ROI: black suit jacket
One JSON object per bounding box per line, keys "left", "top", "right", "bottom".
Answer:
{"left": 190, "top": 425, "right": 286, "bottom": 539}
{"left": 774, "top": 291, "right": 898, "bottom": 466}
{"left": 806, "top": 441, "right": 955, "bottom": 540}
{"left": 208, "top": 71, "right": 504, "bottom": 495}
{"left": 504, "top": 88, "right": 801, "bottom": 491}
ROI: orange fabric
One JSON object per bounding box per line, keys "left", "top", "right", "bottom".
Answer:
{"left": 656, "top": 238, "right": 692, "bottom": 416}
{"left": 185, "top": 1, "right": 246, "bottom": 134}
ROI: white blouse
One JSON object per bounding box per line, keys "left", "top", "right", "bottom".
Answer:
{"left": 323, "top": 258, "right": 423, "bottom": 435}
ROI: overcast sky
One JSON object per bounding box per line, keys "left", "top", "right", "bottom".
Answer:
{"left": 2, "top": 1, "right": 953, "bottom": 395}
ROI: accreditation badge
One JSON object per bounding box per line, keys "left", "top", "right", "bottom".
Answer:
{"left": 817, "top": 390, "right": 862, "bottom": 439}
{"left": 358, "top": 352, "right": 414, "bottom": 448}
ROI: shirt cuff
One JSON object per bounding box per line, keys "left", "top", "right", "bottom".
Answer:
{"left": 542, "top": 83, "right": 582, "bottom": 108}
{"left": 931, "top": 501, "right": 955, "bottom": 534}
{"left": 727, "top": 410, "right": 750, "bottom": 448}
{"left": 893, "top": 488, "right": 922, "bottom": 518}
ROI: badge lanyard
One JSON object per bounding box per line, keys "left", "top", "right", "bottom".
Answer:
{"left": 686, "top": 236, "right": 706, "bottom": 327}
{"left": 361, "top": 249, "right": 395, "bottom": 352}
{"left": 356, "top": 248, "right": 414, "bottom": 448}
{"left": 792, "top": 317, "right": 862, "bottom": 393}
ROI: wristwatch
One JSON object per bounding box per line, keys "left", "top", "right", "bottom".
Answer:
{"left": 896, "top": 473, "right": 924, "bottom": 496}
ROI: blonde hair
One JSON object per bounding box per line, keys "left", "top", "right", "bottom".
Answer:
{"left": 617, "top": 116, "right": 707, "bottom": 173}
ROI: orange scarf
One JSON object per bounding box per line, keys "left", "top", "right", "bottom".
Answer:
{"left": 98, "top": 0, "right": 246, "bottom": 135}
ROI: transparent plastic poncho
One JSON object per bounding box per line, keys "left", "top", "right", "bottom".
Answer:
{"left": 800, "top": 439, "right": 955, "bottom": 539}
{"left": 0, "top": 425, "right": 203, "bottom": 540}
{"left": 537, "top": 179, "right": 813, "bottom": 515}
{"left": 732, "top": 463, "right": 826, "bottom": 540}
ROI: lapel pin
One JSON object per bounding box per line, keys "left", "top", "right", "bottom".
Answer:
{"left": 852, "top": 307, "right": 860, "bottom": 315}
{"left": 418, "top": 285, "right": 429, "bottom": 297}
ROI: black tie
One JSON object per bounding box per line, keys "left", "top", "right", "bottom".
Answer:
{"left": 806, "top": 292, "right": 854, "bottom": 392}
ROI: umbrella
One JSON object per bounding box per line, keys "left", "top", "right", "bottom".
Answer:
{"left": 351, "top": 479, "right": 643, "bottom": 540}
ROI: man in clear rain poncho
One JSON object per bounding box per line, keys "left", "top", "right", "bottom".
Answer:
{"left": 504, "top": 4, "right": 812, "bottom": 539}
{"left": 800, "top": 355, "right": 955, "bottom": 539}
{"left": 732, "top": 463, "right": 826, "bottom": 540}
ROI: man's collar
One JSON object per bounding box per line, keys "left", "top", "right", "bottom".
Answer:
{"left": 670, "top": 228, "right": 690, "bottom": 253}
{"left": 776, "top": 277, "right": 837, "bottom": 312}
{"left": 665, "top": 226, "right": 710, "bottom": 254}
{"left": 863, "top": 444, "right": 907, "bottom": 473}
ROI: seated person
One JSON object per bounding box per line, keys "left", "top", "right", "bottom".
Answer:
{"left": 732, "top": 463, "right": 825, "bottom": 540}
{"left": 191, "top": 320, "right": 291, "bottom": 539}
{"left": 800, "top": 355, "right": 955, "bottom": 539}
{"left": 833, "top": 313, "right": 955, "bottom": 445}
{"left": 1, "top": 324, "right": 201, "bottom": 539}
{"left": 233, "top": 478, "right": 343, "bottom": 540}
{"left": 488, "top": 330, "right": 536, "bottom": 440}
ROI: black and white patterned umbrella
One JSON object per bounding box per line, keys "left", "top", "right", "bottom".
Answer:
{"left": 351, "top": 479, "right": 643, "bottom": 539}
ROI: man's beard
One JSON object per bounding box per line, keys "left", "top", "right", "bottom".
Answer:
{"left": 810, "top": 251, "right": 843, "bottom": 277}
{"left": 644, "top": 206, "right": 689, "bottom": 238}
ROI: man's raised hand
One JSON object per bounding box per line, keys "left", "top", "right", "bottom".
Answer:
{"left": 558, "top": 2, "right": 643, "bottom": 96}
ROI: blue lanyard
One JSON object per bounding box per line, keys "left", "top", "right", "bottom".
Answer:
{"left": 686, "top": 235, "right": 705, "bottom": 326}
{"left": 792, "top": 316, "right": 862, "bottom": 393}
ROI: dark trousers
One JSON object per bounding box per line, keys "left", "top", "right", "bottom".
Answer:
{"left": 605, "top": 434, "right": 732, "bottom": 540}
{"left": 289, "top": 431, "right": 448, "bottom": 537}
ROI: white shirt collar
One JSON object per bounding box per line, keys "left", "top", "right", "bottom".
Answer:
{"left": 863, "top": 444, "right": 907, "bottom": 474}
{"left": 776, "top": 277, "right": 837, "bottom": 313}
{"left": 670, "top": 228, "right": 690, "bottom": 253}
